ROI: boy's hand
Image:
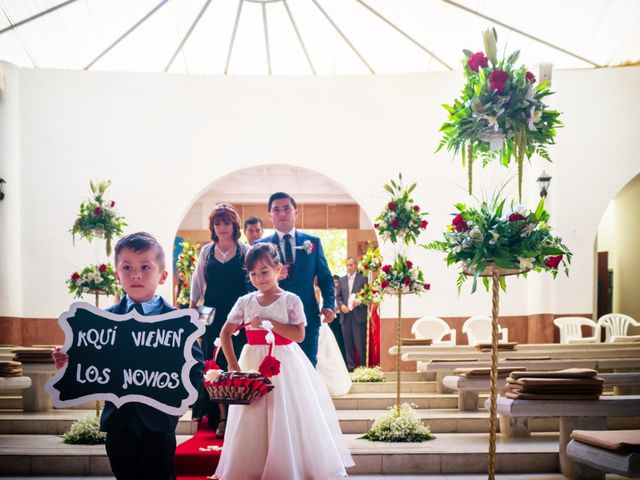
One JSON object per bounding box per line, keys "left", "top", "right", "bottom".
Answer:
{"left": 52, "top": 347, "right": 68, "bottom": 369}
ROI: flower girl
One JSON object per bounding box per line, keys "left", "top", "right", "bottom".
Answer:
{"left": 213, "top": 243, "right": 353, "bottom": 479}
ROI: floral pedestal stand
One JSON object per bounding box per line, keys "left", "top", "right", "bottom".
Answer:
{"left": 393, "top": 290, "right": 404, "bottom": 416}
{"left": 90, "top": 290, "right": 105, "bottom": 417}
{"left": 465, "top": 264, "right": 527, "bottom": 480}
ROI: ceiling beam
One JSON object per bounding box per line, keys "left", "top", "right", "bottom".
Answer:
{"left": 165, "top": 0, "right": 212, "bottom": 72}
{"left": 0, "top": 0, "right": 78, "bottom": 36}
{"left": 441, "top": 0, "right": 602, "bottom": 68}
{"left": 311, "top": 0, "right": 375, "bottom": 74}
{"left": 282, "top": 0, "right": 316, "bottom": 75}
{"left": 355, "top": 0, "right": 452, "bottom": 70}
{"left": 85, "top": 0, "right": 170, "bottom": 70}
{"left": 224, "top": 0, "right": 244, "bottom": 74}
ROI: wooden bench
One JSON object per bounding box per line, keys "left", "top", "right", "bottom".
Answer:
{"left": 424, "top": 358, "right": 640, "bottom": 393}
{"left": 567, "top": 432, "right": 640, "bottom": 479}
{"left": 445, "top": 372, "right": 640, "bottom": 411}
{"left": 490, "top": 395, "right": 640, "bottom": 479}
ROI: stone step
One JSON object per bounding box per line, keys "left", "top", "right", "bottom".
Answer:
{"left": 333, "top": 392, "right": 460, "bottom": 410}
{"left": 0, "top": 396, "right": 22, "bottom": 409}
{"left": 349, "top": 381, "right": 437, "bottom": 394}
{"left": 335, "top": 409, "right": 640, "bottom": 435}
{"left": 0, "top": 432, "right": 561, "bottom": 475}
{"left": 382, "top": 371, "right": 433, "bottom": 381}
{"left": 4, "top": 408, "right": 639, "bottom": 437}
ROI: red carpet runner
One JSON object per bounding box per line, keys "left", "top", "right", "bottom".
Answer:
{"left": 176, "top": 419, "right": 223, "bottom": 479}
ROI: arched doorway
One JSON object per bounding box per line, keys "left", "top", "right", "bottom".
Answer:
{"left": 595, "top": 173, "right": 640, "bottom": 331}
{"left": 172, "top": 164, "right": 380, "bottom": 365}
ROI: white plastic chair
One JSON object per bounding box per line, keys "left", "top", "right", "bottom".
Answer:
{"left": 553, "top": 317, "right": 600, "bottom": 344}
{"left": 597, "top": 313, "right": 640, "bottom": 343}
{"left": 462, "top": 315, "right": 509, "bottom": 346}
{"left": 411, "top": 316, "right": 457, "bottom": 346}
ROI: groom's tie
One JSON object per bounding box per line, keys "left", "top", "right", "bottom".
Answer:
{"left": 283, "top": 233, "right": 294, "bottom": 271}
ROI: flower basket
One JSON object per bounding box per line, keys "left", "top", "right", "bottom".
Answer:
{"left": 205, "top": 371, "right": 274, "bottom": 405}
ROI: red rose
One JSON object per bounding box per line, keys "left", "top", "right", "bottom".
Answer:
{"left": 413, "top": 205, "right": 420, "bottom": 212}
{"left": 467, "top": 52, "right": 488, "bottom": 72}
{"left": 390, "top": 219, "right": 400, "bottom": 228}
{"left": 190, "top": 257, "right": 196, "bottom": 262}
{"left": 489, "top": 70, "right": 509, "bottom": 93}
{"left": 380, "top": 280, "right": 389, "bottom": 289}
{"left": 183, "top": 282, "right": 188, "bottom": 288}
{"left": 71, "top": 272, "right": 80, "bottom": 280}
{"left": 508, "top": 213, "right": 526, "bottom": 222}
{"left": 406, "top": 260, "right": 413, "bottom": 269}
{"left": 110, "top": 200, "right": 116, "bottom": 207}
{"left": 545, "top": 255, "right": 563, "bottom": 269}
{"left": 99, "top": 264, "right": 107, "bottom": 272}
{"left": 382, "top": 264, "right": 392, "bottom": 273}
{"left": 371, "top": 289, "right": 378, "bottom": 294}
{"left": 374, "top": 223, "right": 380, "bottom": 229}
{"left": 363, "top": 264, "right": 368, "bottom": 270}
{"left": 421, "top": 220, "right": 428, "bottom": 229}
{"left": 310, "top": 243, "right": 316, "bottom": 251}
{"left": 424, "top": 283, "right": 431, "bottom": 290}
{"left": 452, "top": 214, "right": 467, "bottom": 232}
{"left": 388, "top": 202, "right": 398, "bottom": 211}
{"left": 403, "top": 278, "right": 411, "bottom": 286}
{"left": 259, "top": 355, "right": 281, "bottom": 378}
{"left": 94, "top": 207, "right": 101, "bottom": 215}
{"left": 204, "top": 359, "right": 221, "bottom": 371}
{"left": 525, "top": 71, "right": 536, "bottom": 83}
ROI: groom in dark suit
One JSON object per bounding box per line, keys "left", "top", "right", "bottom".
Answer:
{"left": 336, "top": 256, "right": 368, "bottom": 371}
{"left": 256, "top": 192, "right": 335, "bottom": 366}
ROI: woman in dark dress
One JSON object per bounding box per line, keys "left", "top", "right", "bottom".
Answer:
{"left": 190, "top": 204, "right": 248, "bottom": 436}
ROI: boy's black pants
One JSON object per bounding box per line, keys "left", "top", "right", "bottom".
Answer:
{"left": 105, "top": 429, "right": 176, "bottom": 480}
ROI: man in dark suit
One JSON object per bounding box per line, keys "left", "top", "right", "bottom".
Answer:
{"left": 256, "top": 192, "right": 335, "bottom": 366}
{"left": 336, "top": 256, "right": 368, "bottom": 371}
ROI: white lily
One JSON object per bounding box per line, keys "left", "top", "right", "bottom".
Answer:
{"left": 482, "top": 28, "right": 498, "bottom": 65}
{"left": 489, "top": 230, "right": 500, "bottom": 244}
{"left": 518, "top": 257, "right": 534, "bottom": 270}
{"left": 469, "top": 227, "right": 483, "bottom": 240}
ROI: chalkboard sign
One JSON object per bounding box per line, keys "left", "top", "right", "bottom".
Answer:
{"left": 45, "top": 302, "right": 205, "bottom": 416}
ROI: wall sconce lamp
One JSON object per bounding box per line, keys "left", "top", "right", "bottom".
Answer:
{"left": 537, "top": 171, "right": 551, "bottom": 198}
{"left": 0, "top": 178, "right": 5, "bottom": 201}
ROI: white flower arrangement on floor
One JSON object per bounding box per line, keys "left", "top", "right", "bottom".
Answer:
{"left": 360, "top": 403, "right": 435, "bottom": 442}
{"left": 350, "top": 366, "right": 385, "bottom": 383}
{"left": 62, "top": 414, "right": 106, "bottom": 444}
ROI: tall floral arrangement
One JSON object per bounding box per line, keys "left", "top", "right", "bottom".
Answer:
{"left": 67, "top": 263, "right": 120, "bottom": 298}
{"left": 425, "top": 197, "right": 571, "bottom": 293}
{"left": 175, "top": 240, "right": 200, "bottom": 306}
{"left": 70, "top": 180, "right": 127, "bottom": 256}
{"left": 362, "top": 173, "right": 433, "bottom": 443}
{"left": 437, "top": 29, "right": 562, "bottom": 200}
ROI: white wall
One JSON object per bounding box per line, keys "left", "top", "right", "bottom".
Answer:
{"left": 1, "top": 62, "right": 639, "bottom": 319}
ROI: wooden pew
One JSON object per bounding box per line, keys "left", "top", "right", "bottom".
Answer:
{"left": 567, "top": 431, "right": 640, "bottom": 479}
{"left": 445, "top": 372, "right": 640, "bottom": 412}
{"left": 490, "top": 395, "right": 640, "bottom": 479}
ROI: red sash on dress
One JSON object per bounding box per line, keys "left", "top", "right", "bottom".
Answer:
{"left": 245, "top": 328, "right": 292, "bottom": 346}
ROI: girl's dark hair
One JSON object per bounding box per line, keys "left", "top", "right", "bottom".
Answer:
{"left": 245, "top": 243, "right": 281, "bottom": 272}
{"left": 208, "top": 204, "right": 241, "bottom": 242}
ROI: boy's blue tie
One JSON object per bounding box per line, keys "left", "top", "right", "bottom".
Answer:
{"left": 130, "top": 303, "right": 144, "bottom": 314}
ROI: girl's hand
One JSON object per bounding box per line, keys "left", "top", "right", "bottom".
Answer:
{"left": 52, "top": 347, "right": 68, "bottom": 369}
{"left": 249, "top": 316, "right": 263, "bottom": 329}
{"left": 228, "top": 362, "right": 241, "bottom": 372}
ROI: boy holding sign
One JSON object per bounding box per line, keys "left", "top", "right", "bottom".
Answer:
{"left": 53, "top": 232, "right": 204, "bottom": 480}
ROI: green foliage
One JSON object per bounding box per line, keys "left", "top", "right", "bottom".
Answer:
{"left": 70, "top": 180, "right": 127, "bottom": 256}
{"left": 424, "top": 197, "right": 571, "bottom": 293}
{"left": 307, "top": 229, "right": 347, "bottom": 276}
{"left": 62, "top": 415, "right": 106, "bottom": 445}
{"left": 175, "top": 240, "right": 201, "bottom": 305}
{"left": 360, "top": 403, "right": 435, "bottom": 442}
{"left": 379, "top": 254, "right": 430, "bottom": 295}
{"left": 351, "top": 366, "right": 385, "bottom": 383}
{"left": 67, "top": 263, "right": 120, "bottom": 298}
{"left": 375, "top": 173, "right": 429, "bottom": 246}
{"left": 437, "top": 30, "right": 562, "bottom": 199}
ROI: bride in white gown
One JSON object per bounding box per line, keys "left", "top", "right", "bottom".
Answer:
{"left": 317, "top": 322, "right": 352, "bottom": 396}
